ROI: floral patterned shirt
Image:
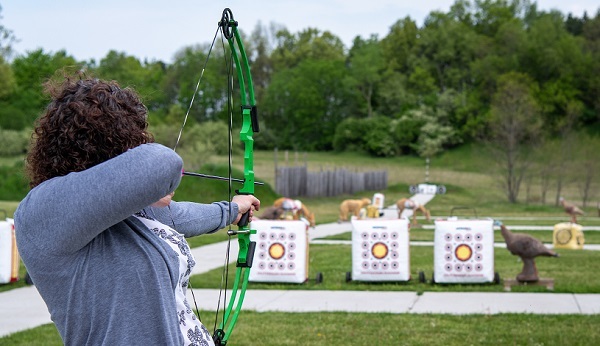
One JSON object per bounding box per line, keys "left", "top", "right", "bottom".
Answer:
{"left": 134, "top": 211, "right": 215, "bottom": 346}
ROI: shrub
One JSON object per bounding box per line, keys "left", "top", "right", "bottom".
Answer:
{"left": 0, "top": 127, "right": 30, "bottom": 156}
{"left": 332, "top": 118, "right": 365, "bottom": 152}
{"left": 0, "top": 161, "right": 29, "bottom": 200}
{"left": 362, "top": 116, "right": 396, "bottom": 157}
{"left": 333, "top": 116, "right": 396, "bottom": 157}
{"left": 150, "top": 120, "right": 240, "bottom": 160}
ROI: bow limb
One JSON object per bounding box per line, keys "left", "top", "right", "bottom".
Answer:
{"left": 213, "top": 8, "right": 258, "bottom": 346}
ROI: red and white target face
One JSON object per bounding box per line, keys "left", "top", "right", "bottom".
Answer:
{"left": 434, "top": 220, "right": 495, "bottom": 283}
{"left": 443, "top": 231, "right": 485, "bottom": 272}
{"left": 455, "top": 244, "right": 472, "bottom": 261}
{"left": 249, "top": 220, "right": 309, "bottom": 284}
{"left": 359, "top": 229, "right": 401, "bottom": 272}
{"left": 351, "top": 219, "right": 410, "bottom": 282}
{"left": 269, "top": 243, "right": 285, "bottom": 260}
{"left": 371, "top": 242, "right": 388, "bottom": 259}
{"left": 256, "top": 229, "right": 297, "bottom": 272}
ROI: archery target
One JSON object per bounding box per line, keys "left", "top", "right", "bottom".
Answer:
{"left": 351, "top": 218, "right": 410, "bottom": 281}
{"left": 433, "top": 218, "right": 495, "bottom": 283}
{"left": 249, "top": 220, "right": 308, "bottom": 283}
{"left": 0, "top": 218, "right": 19, "bottom": 284}
{"left": 553, "top": 222, "right": 584, "bottom": 249}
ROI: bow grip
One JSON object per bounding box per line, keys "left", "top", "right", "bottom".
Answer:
{"left": 238, "top": 210, "right": 250, "bottom": 227}
{"left": 235, "top": 190, "right": 252, "bottom": 227}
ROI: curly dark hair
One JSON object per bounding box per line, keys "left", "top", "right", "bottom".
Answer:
{"left": 26, "top": 78, "right": 154, "bottom": 188}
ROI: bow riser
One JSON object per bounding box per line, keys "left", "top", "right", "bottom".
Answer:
{"left": 213, "top": 8, "right": 258, "bottom": 346}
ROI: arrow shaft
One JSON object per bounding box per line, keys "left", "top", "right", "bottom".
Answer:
{"left": 182, "top": 171, "right": 264, "bottom": 185}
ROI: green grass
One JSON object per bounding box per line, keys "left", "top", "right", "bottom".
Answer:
{"left": 4, "top": 313, "right": 600, "bottom": 345}
{"left": 244, "top": 146, "right": 598, "bottom": 223}
{"left": 0, "top": 155, "right": 24, "bottom": 167}
{"left": 322, "top": 228, "right": 600, "bottom": 244}
{"left": 2, "top": 147, "right": 600, "bottom": 343}
{"left": 189, "top": 244, "right": 600, "bottom": 294}
{"left": 0, "top": 201, "right": 19, "bottom": 218}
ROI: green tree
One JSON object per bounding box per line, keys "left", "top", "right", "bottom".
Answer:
{"left": 332, "top": 117, "right": 366, "bottom": 152}
{"left": 407, "top": 64, "right": 438, "bottom": 105}
{"left": 575, "top": 134, "right": 599, "bottom": 207}
{"left": 332, "top": 116, "right": 396, "bottom": 157}
{"left": 418, "top": 11, "right": 480, "bottom": 93}
{"left": 380, "top": 17, "right": 419, "bottom": 73}
{"left": 165, "top": 44, "right": 229, "bottom": 123}
{"left": 0, "top": 127, "right": 29, "bottom": 155}
{"left": 485, "top": 72, "right": 542, "bottom": 203}
{"left": 523, "top": 12, "right": 589, "bottom": 133}
{"left": 582, "top": 10, "right": 600, "bottom": 120}
{"left": 248, "top": 22, "right": 278, "bottom": 104}
{"left": 263, "top": 28, "right": 348, "bottom": 150}
{"left": 0, "top": 5, "right": 16, "bottom": 99}
{"left": 565, "top": 12, "right": 589, "bottom": 36}
{"left": 391, "top": 100, "right": 459, "bottom": 158}
{"left": 345, "top": 36, "right": 384, "bottom": 118}
{"left": 471, "top": 0, "right": 526, "bottom": 37}
{"left": 263, "top": 59, "right": 348, "bottom": 150}
{"left": 3, "top": 49, "right": 80, "bottom": 129}
{"left": 0, "top": 4, "right": 17, "bottom": 59}
{"left": 378, "top": 70, "right": 416, "bottom": 117}
{"left": 271, "top": 28, "right": 345, "bottom": 70}
{"left": 95, "top": 50, "right": 168, "bottom": 113}
{"left": 0, "top": 56, "right": 15, "bottom": 98}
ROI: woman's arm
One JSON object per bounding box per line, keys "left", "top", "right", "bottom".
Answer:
{"left": 148, "top": 194, "right": 260, "bottom": 237}
{"left": 15, "top": 143, "right": 183, "bottom": 254}
{"left": 149, "top": 201, "right": 239, "bottom": 237}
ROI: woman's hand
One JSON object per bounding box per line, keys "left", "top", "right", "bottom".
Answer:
{"left": 151, "top": 192, "right": 175, "bottom": 208}
{"left": 232, "top": 195, "right": 260, "bottom": 225}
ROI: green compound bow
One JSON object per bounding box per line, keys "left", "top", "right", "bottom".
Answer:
{"left": 174, "top": 7, "right": 259, "bottom": 345}
{"left": 212, "top": 7, "right": 259, "bottom": 346}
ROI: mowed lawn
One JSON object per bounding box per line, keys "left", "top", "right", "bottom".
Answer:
{"left": 2, "top": 147, "right": 599, "bottom": 344}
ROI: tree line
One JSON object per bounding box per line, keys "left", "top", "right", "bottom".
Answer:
{"left": 1, "top": 1, "right": 599, "bottom": 204}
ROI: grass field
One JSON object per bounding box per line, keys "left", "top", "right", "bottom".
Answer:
{"left": 1, "top": 146, "right": 599, "bottom": 344}
{"left": 2, "top": 313, "right": 600, "bottom": 345}
{"left": 189, "top": 244, "right": 600, "bottom": 294}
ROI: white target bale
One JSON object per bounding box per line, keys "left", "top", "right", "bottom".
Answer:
{"left": 249, "top": 220, "right": 308, "bottom": 283}
{"left": 433, "top": 218, "right": 495, "bottom": 284}
{"left": 351, "top": 218, "right": 410, "bottom": 281}
{"left": 0, "top": 218, "right": 19, "bottom": 284}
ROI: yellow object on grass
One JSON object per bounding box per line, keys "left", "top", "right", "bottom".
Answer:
{"left": 553, "top": 222, "right": 584, "bottom": 249}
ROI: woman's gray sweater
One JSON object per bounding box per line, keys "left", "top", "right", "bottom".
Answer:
{"left": 14, "top": 143, "right": 238, "bottom": 345}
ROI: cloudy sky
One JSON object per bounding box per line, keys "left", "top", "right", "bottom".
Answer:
{"left": 2, "top": 0, "right": 599, "bottom": 63}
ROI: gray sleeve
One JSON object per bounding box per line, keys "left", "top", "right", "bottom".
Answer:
{"left": 15, "top": 143, "right": 183, "bottom": 255}
{"left": 147, "top": 200, "right": 239, "bottom": 237}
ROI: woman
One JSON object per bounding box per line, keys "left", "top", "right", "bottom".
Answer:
{"left": 14, "top": 78, "right": 260, "bottom": 345}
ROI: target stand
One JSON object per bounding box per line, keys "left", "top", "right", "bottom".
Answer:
{"left": 431, "top": 217, "right": 499, "bottom": 284}
{"left": 249, "top": 220, "right": 321, "bottom": 284}
{"left": 346, "top": 218, "right": 411, "bottom": 282}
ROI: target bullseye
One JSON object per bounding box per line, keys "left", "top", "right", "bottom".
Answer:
{"left": 371, "top": 242, "right": 389, "bottom": 259}
{"left": 268, "top": 243, "right": 285, "bottom": 260}
{"left": 455, "top": 244, "right": 473, "bottom": 261}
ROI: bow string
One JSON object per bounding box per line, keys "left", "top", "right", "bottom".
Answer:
{"left": 172, "top": 7, "right": 259, "bottom": 346}
{"left": 212, "top": 7, "right": 259, "bottom": 346}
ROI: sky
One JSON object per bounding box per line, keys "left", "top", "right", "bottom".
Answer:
{"left": 2, "top": 0, "right": 599, "bottom": 64}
